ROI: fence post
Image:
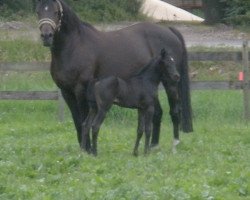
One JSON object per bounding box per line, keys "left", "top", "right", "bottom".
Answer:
{"left": 242, "top": 40, "right": 250, "bottom": 120}
{"left": 58, "top": 89, "right": 65, "bottom": 122}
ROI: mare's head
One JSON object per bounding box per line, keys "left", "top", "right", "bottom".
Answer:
{"left": 158, "top": 48, "right": 180, "bottom": 82}
{"left": 36, "top": 0, "right": 63, "bottom": 47}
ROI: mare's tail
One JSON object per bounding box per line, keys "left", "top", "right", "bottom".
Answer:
{"left": 169, "top": 27, "right": 193, "bottom": 132}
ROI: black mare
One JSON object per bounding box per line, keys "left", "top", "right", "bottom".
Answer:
{"left": 84, "top": 49, "right": 180, "bottom": 156}
{"left": 36, "top": 0, "right": 193, "bottom": 152}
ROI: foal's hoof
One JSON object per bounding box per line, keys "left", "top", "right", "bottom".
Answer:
{"left": 91, "top": 150, "right": 98, "bottom": 157}
{"left": 133, "top": 150, "right": 139, "bottom": 157}
{"left": 150, "top": 143, "right": 159, "bottom": 149}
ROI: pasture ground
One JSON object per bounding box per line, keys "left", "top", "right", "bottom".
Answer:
{"left": 0, "top": 91, "right": 249, "bottom": 200}
{"left": 0, "top": 21, "right": 250, "bottom": 200}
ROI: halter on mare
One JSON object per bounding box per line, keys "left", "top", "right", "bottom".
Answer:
{"left": 38, "top": 0, "right": 63, "bottom": 31}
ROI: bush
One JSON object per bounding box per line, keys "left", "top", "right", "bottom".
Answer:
{"left": 0, "top": 0, "right": 143, "bottom": 22}
{"left": 223, "top": 0, "right": 250, "bottom": 26}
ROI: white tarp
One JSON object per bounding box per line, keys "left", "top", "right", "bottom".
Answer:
{"left": 141, "top": 0, "right": 204, "bottom": 22}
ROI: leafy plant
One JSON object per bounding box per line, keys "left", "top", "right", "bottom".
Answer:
{"left": 0, "top": 0, "right": 143, "bottom": 22}
{"left": 222, "top": 0, "right": 250, "bottom": 26}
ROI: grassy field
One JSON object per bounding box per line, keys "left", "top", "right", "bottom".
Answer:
{"left": 0, "top": 89, "right": 249, "bottom": 200}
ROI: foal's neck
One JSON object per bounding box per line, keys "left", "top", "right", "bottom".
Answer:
{"left": 137, "top": 60, "right": 161, "bottom": 84}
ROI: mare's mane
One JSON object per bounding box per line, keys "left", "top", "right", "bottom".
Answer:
{"left": 59, "top": 0, "right": 96, "bottom": 31}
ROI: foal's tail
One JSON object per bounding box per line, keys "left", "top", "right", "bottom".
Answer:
{"left": 169, "top": 27, "right": 193, "bottom": 132}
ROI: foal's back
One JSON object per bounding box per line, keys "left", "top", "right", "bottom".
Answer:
{"left": 95, "top": 71, "right": 158, "bottom": 110}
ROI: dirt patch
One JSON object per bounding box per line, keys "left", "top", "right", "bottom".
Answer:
{"left": 174, "top": 23, "right": 249, "bottom": 47}
{"left": 97, "top": 22, "right": 250, "bottom": 47}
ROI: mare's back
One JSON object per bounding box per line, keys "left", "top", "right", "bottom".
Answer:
{"left": 95, "top": 22, "right": 182, "bottom": 78}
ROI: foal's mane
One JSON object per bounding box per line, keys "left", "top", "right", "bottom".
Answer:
{"left": 132, "top": 57, "right": 159, "bottom": 78}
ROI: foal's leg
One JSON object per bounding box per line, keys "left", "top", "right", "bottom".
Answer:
{"left": 151, "top": 98, "right": 163, "bottom": 148}
{"left": 81, "top": 106, "right": 97, "bottom": 153}
{"left": 144, "top": 106, "right": 154, "bottom": 155}
{"left": 133, "top": 110, "right": 145, "bottom": 156}
{"left": 91, "top": 108, "right": 110, "bottom": 156}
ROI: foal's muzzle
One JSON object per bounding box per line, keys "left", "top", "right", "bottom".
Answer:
{"left": 172, "top": 74, "right": 180, "bottom": 82}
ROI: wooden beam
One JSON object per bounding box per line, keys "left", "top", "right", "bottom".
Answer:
{"left": 0, "top": 91, "right": 58, "bottom": 100}
{"left": 0, "top": 62, "right": 50, "bottom": 71}
{"left": 242, "top": 41, "right": 250, "bottom": 120}
{"left": 188, "top": 51, "right": 242, "bottom": 62}
{"left": 191, "top": 81, "right": 243, "bottom": 90}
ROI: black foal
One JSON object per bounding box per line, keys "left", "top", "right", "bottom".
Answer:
{"left": 82, "top": 49, "right": 180, "bottom": 156}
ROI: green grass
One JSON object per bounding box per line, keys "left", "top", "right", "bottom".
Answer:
{"left": 0, "top": 90, "right": 249, "bottom": 200}
{"left": 0, "top": 35, "right": 249, "bottom": 200}
{"left": 0, "top": 72, "right": 55, "bottom": 91}
{"left": 0, "top": 40, "right": 49, "bottom": 62}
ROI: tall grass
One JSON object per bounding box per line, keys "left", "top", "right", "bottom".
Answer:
{"left": 0, "top": 40, "right": 49, "bottom": 62}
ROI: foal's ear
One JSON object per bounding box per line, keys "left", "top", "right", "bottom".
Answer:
{"left": 160, "top": 48, "right": 169, "bottom": 59}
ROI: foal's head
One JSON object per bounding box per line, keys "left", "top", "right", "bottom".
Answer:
{"left": 36, "top": 0, "right": 63, "bottom": 47}
{"left": 158, "top": 48, "right": 180, "bottom": 82}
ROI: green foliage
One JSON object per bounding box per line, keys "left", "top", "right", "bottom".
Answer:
{"left": 222, "top": 0, "right": 250, "bottom": 26}
{"left": 0, "top": 0, "right": 143, "bottom": 22}
{"left": 0, "top": 0, "right": 35, "bottom": 20}
{"left": 67, "top": 0, "right": 143, "bottom": 22}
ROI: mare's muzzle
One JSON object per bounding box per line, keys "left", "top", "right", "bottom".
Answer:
{"left": 39, "top": 23, "right": 55, "bottom": 47}
{"left": 39, "top": 18, "right": 58, "bottom": 47}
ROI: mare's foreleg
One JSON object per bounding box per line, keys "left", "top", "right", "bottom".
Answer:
{"left": 151, "top": 98, "right": 163, "bottom": 148}
{"left": 144, "top": 106, "right": 154, "bottom": 155}
{"left": 74, "top": 85, "right": 91, "bottom": 152}
{"left": 61, "top": 89, "right": 90, "bottom": 148}
{"left": 133, "top": 110, "right": 145, "bottom": 156}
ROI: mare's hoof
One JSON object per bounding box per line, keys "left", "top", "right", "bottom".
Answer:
{"left": 150, "top": 144, "right": 160, "bottom": 151}
{"left": 172, "top": 139, "right": 180, "bottom": 154}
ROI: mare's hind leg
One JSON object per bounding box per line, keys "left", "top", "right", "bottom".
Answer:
{"left": 163, "top": 82, "right": 181, "bottom": 153}
{"left": 151, "top": 98, "right": 163, "bottom": 148}
{"left": 133, "top": 110, "right": 145, "bottom": 156}
{"left": 144, "top": 106, "right": 154, "bottom": 155}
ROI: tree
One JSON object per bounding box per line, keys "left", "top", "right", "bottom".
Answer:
{"left": 202, "top": 0, "right": 226, "bottom": 24}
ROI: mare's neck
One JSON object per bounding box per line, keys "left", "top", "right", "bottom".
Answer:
{"left": 51, "top": 1, "right": 96, "bottom": 53}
